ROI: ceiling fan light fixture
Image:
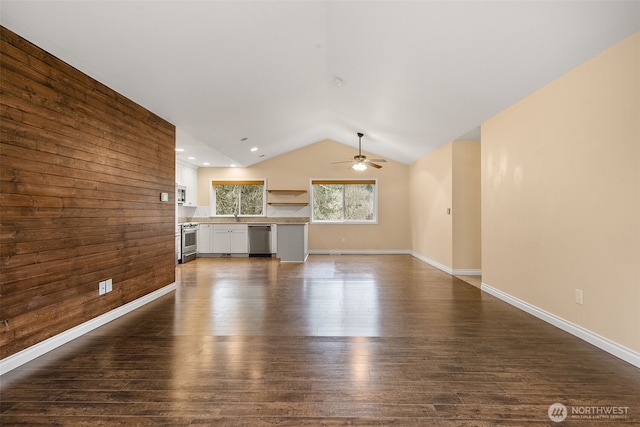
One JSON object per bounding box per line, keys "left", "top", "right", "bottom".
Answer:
{"left": 331, "top": 132, "right": 385, "bottom": 170}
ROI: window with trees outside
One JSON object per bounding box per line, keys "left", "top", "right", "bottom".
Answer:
{"left": 212, "top": 180, "right": 265, "bottom": 216}
{"left": 311, "top": 179, "right": 377, "bottom": 223}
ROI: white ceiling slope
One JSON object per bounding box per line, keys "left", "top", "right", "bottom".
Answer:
{"left": 1, "top": 1, "right": 638, "bottom": 167}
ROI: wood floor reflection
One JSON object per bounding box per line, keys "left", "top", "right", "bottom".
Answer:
{"left": 2, "top": 255, "right": 639, "bottom": 426}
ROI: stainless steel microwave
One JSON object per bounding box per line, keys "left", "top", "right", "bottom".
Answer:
{"left": 176, "top": 185, "right": 186, "bottom": 204}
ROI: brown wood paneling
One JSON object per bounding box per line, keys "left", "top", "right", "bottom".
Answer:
{"left": 0, "top": 26, "right": 176, "bottom": 359}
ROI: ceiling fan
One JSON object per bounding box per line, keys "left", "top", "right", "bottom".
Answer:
{"left": 333, "top": 132, "right": 387, "bottom": 170}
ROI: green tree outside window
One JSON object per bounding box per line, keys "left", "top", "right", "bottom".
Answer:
{"left": 213, "top": 181, "right": 265, "bottom": 216}
{"left": 312, "top": 180, "right": 376, "bottom": 222}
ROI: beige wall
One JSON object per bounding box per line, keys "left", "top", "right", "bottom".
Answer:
{"left": 198, "top": 140, "right": 411, "bottom": 252}
{"left": 482, "top": 32, "right": 640, "bottom": 352}
{"left": 409, "top": 143, "right": 453, "bottom": 268}
{"left": 409, "top": 141, "right": 481, "bottom": 272}
{"left": 453, "top": 141, "right": 482, "bottom": 271}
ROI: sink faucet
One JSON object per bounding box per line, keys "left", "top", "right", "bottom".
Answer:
{"left": 234, "top": 213, "right": 239, "bottom": 222}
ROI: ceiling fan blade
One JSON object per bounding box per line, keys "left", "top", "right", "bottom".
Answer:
{"left": 330, "top": 133, "right": 385, "bottom": 169}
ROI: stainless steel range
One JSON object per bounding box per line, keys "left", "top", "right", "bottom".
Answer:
{"left": 180, "top": 222, "right": 199, "bottom": 263}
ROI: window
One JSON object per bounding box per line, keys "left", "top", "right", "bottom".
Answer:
{"left": 212, "top": 180, "right": 265, "bottom": 216}
{"left": 311, "top": 179, "right": 377, "bottom": 223}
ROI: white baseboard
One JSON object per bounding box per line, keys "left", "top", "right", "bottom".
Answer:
{"left": 279, "top": 252, "right": 310, "bottom": 263}
{"left": 481, "top": 283, "right": 640, "bottom": 369}
{"left": 452, "top": 269, "right": 482, "bottom": 276}
{"left": 411, "top": 253, "right": 482, "bottom": 278}
{"left": 309, "top": 249, "right": 410, "bottom": 255}
{"left": 0, "top": 283, "right": 177, "bottom": 375}
{"left": 410, "top": 252, "right": 453, "bottom": 275}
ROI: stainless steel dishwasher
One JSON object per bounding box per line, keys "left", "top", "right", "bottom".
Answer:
{"left": 248, "top": 225, "right": 271, "bottom": 257}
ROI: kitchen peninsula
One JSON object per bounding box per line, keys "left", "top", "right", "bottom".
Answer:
{"left": 275, "top": 223, "right": 309, "bottom": 262}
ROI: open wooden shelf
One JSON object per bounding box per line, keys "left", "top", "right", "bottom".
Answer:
{"left": 267, "top": 190, "right": 308, "bottom": 194}
{"left": 267, "top": 190, "right": 308, "bottom": 207}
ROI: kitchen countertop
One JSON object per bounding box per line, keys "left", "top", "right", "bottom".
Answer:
{"left": 180, "top": 217, "right": 309, "bottom": 224}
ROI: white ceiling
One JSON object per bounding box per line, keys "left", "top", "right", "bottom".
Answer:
{"left": 1, "top": 1, "right": 638, "bottom": 167}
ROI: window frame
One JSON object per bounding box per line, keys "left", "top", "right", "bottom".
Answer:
{"left": 310, "top": 178, "right": 378, "bottom": 224}
{"left": 211, "top": 179, "right": 267, "bottom": 217}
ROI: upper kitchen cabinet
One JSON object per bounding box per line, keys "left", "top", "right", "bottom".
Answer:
{"left": 176, "top": 161, "right": 198, "bottom": 206}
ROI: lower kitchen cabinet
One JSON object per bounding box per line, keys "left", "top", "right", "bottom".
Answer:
{"left": 175, "top": 232, "right": 181, "bottom": 265}
{"left": 197, "top": 224, "right": 248, "bottom": 256}
{"left": 276, "top": 223, "right": 308, "bottom": 262}
{"left": 212, "top": 224, "right": 248, "bottom": 254}
{"left": 197, "top": 224, "right": 214, "bottom": 254}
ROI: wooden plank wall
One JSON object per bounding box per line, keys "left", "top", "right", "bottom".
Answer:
{"left": 0, "top": 27, "right": 176, "bottom": 359}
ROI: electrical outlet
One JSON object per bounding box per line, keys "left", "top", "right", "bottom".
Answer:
{"left": 99, "top": 281, "right": 106, "bottom": 295}
{"left": 106, "top": 279, "right": 113, "bottom": 293}
{"left": 575, "top": 289, "right": 583, "bottom": 305}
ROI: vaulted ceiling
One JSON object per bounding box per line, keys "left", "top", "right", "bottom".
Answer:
{"left": 1, "top": 1, "right": 638, "bottom": 167}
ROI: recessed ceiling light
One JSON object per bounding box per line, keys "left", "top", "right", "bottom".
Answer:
{"left": 188, "top": 156, "right": 196, "bottom": 160}
{"left": 203, "top": 162, "right": 210, "bottom": 166}
{"left": 175, "top": 148, "right": 184, "bottom": 152}
{"left": 250, "top": 147, "right": 258, "bottom": 152}
{"left": 333, "top": 76, "right": 344, "bottom": 86}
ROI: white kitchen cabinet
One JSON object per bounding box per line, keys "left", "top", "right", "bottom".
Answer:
{"left": 182, "top": 166, "right": 198, "bottom": 206}
{"left": 175, "top": 232, "right": 181, "bottom": 264}
{"left": 212, "top": 224, "right": 248, "bottom": 254}
{"left": 197, "top": 224, "right": 214, "bottom": 254}
{"left": 176, "top": 161, "right": 198, "bottom": 206}
{"left": 176, "top": 163, "right": 184, "bottom": 186}
{"left": 230, "top": 229, "right": 248, "bottom": 253}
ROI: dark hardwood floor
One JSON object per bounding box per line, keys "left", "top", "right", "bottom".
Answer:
{"left": 1, "top": 255, "right": 639, "bottom": 426}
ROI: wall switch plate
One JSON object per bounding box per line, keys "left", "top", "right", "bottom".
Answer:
{"left": 99, "top": 281, "right": 106, "bottom": 295}
{"left": 106, "top": 279, "right": 113, "bottom": 293}
{"left": 575, "top": 289, "right": 583, "bottom": 305}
